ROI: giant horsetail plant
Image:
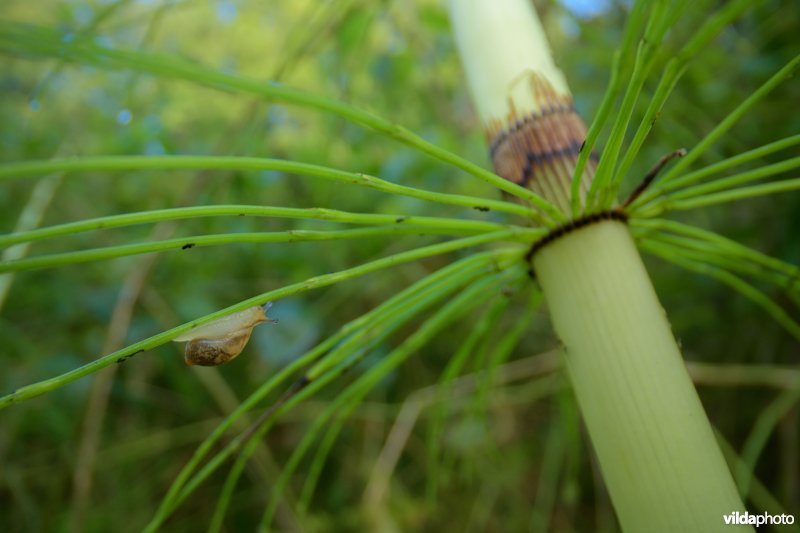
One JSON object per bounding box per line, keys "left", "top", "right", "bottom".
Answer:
{"left": 449, "top": 0, "right": 749, "bottom": 531}
{"left": 0, "top": 0, "right": 798, "bottom": 531}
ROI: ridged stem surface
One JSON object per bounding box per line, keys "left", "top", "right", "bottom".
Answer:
{"left": 534, "top": 221, "right": 749, "bottom": 532}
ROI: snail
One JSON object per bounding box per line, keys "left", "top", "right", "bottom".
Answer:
{"left": 173, "top": 302, "right": 276, "bottom": 366}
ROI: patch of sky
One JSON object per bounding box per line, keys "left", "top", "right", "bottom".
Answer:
{"left": 219, "top": 56, "right": 238, "bottom": 74}
{"left": 380, "top": 150, "right": 415, "bottom": 182}
{"left": 265, "top": 104, "right": 289, "bottom": 127}
{"left": 560, "top": 15, "right": 581, "bottom": 38}
{"left": 357, "top": 346, "right": 395, "bottom": 389}
{"left": 216, "top": 0, "right": 238, "bottom": 25}
{"left": 558, "top": 0, "right": 613, "bottom": 19}
{"left": 342, "top": 121, "right": 366, "bottom": 144}
{"left": 421, "top": 126, "right": 442, "bottom": 144}
{"left": 384, "top": 24, "right": 407, "bottom": 54}
{"left": 72, "top": 3, "right": 94, "bottom": 26}
{"left": 87, "top": 87, "right": 115, "bottom": 110}
{"left": 117, "top": 109, "right": 132, "bottom": 126}
{"left": 142, "top": 114, "right": 164, "bottom": 135}
{"left": 93, "top": 35, "right": 114, "bottom": 48}
{"left": 257, "top": 170, "right": 283, "bottom": 186}
{"left": 144, "top": 140, "right": 166, "bottom": 156}
{"left": 254, "top": 298, "right": 321, "bottom": 365}
{"left": 370, "top": 54, "right": 392, "bottom": 83}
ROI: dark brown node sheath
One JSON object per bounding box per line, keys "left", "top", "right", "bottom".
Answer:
{"left": 525, "top": 209, "right": 629, "bottom": 264}
{"left": 486, "top": 73, "right": 597, "bottom": 212}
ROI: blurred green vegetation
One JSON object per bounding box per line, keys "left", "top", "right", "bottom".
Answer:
{"left": 1, "top": 0, "right": 798, "bottom": 531}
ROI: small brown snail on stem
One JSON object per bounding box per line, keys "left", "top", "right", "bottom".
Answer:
{"left": 173, "top": 302, "right": 276, "bottom": 366}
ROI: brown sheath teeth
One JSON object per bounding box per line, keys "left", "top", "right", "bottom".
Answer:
{"left": 489, "top": 102, "right": 577, "bottom": 158}
{"left": 486, "top": 73, "right": 596, "bottom": 211}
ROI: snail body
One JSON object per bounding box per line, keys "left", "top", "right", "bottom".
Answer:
{"left": 173, "top": 303, "right": 276, "bottom": 366}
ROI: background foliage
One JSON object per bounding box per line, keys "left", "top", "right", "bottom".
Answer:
{"left": 1, "top": 0, "right": 798, "bottom": 531}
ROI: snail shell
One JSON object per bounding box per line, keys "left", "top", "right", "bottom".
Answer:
{"left": 173, "top": 303, "right": 276, "bottom": 366}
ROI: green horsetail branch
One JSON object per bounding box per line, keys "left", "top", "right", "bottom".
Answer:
{"left": 0, "top": 204, "right": 527, "bottom": 248}
{"left": 149, "top": 254, "right": 527, "bottom": 528}
{"left": 0, "top": 21, "right": 565, "bottom": 223}
{"left": 0, "top": 231, "right": 522, "bottom": 408}
{"left": 0, "top": 225, "right": 530, "bottom": 274}
{"left": 0, "top": 155, "right": 535, "bottom": 219}
{"left": 633, "top": 52, "right": 800, "bottom": 207}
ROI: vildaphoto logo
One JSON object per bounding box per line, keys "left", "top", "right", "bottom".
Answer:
{"left": 723, "top": 511, "right": 795, "bottom": 527}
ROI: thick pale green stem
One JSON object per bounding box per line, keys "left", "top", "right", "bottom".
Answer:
{"left": 533, "top": 221, "right": 749, "bottom": 532}
{"left": 448, "top": 0, "right": 594, "bottom": 214}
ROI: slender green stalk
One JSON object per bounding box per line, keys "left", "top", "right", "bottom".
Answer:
{"left": 533, "top": 221, "right": 748, "bottom": 532}
{"left": 156, "top": 335, "right": 342, "bottom": 523}
{"left": 150, "top": 248, "right": 520, "bottom": 523}
{"left": 636, "top": 156, "right": 800, "bottom": 215}
{"left": 158, "top": 265, "right": 524, "bottom": 530}
{"left": 530, "top": 411, "right": 567, "bottom": 532}
{"left": 0, "top": 155, "right": 536, "bottom": 219}
{"left": 640, "top": 240, "right": 800, "bottom": 341}
{"left": 632, "top": 218, "right": 800, "bottom": 284}
{"left": 426, "top": 291, "right": 510, "bottom": 501}
{"left": 210, "top": 289, "right": 454, "bottom": 531}
{"left": 0, "top": 226, "right": 508, "bottom": 273}
{"left": 0, "top": 204, "right": 518, "bottom": 248}
{"left": 475, "top": 288, "right": 542, "bottom": 413}
{"left": 569, "top": 0, "right": 650, "bottom": 214}
{"left": 613, "top": 0, "right": 752, "bottom": 185}
{"left": 738, "top": 388, "right": 800, "bottom": 499}
{"left": 643, "top": 233, "right": 796, "bottom": 292}
{"left": 633, "top": 224, "right": 799, "bottom": 294}
{"left": 671, "top": 157, "right": 800, "bottom": 198}
{"left": 296, "top": 411, "right": 345, "bottom": 515}
{"left": 570, "top": 49, "right": 621, "bottom": 214}
{"left": 714, "top": 430, "right": 792, "bottom": 518}
{"left": 0, "top": 22, "right": 563, "bottom": 223}
{"left": 207, "top": 427, "right": 265, "bottom": 533}
{"left": 0, "top": 231, "right": 523, "bottom": 409}
{"left": 689, "top": 363, "right": 800, "bottom": 390}
{"left": 258, "top": 269, "right": 524, "bottom": 529}
{"left": 588, "top": 0, "right": 673, "bottom": 208}
{"left": 152, "top": 263, "right": 507, "bottom": 528}
{"left": 635, "top": 53, "right": 800, "bottom": 203}
{"left": 635, "top": 134, "right": 800, "bottom": 200}
{"left": 642, "top": 177, "right": 800, "bottom": 215}
{"left": 0, "top": 174, "right": 61, "bottom": 307}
